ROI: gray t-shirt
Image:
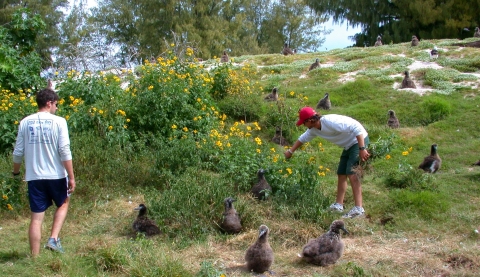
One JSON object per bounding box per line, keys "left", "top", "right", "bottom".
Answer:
{"left": 13, "top": 112, "right": 72, "bottom": 181}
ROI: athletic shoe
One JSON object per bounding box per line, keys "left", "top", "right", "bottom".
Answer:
{"left": 45, "top": 237, "right": 65, "bottom": 253}
{"left": 328, "top": 202, "right": 344, "bottom": 212}
{"left": 342, "top": 206, "right": 365, "bottom": 218}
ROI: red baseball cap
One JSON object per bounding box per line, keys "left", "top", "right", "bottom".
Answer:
{"left": 296, "top": 106, "right": 317, "bottom": 126}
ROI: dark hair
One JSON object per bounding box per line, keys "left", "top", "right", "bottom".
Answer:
{"left": 36, "top": 88, "right": 58, "bottom": 108}
{"left": 306, "top": 114, "right": 321, "bottom": 123}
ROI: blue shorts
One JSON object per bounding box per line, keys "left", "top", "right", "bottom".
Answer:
{"left": 337, "top": 136, "right": 370, "bottom": 175}
{"left": 28, "top": 178, "right": 68, "bottom": 213}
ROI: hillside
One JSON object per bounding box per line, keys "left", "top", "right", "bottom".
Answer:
{"left": 1, "top": 38, "right": 480, "bottom": 277}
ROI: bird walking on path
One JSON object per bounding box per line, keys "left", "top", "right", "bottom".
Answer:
{"left": 400, "top": 71, "right": 416, "bottom": 89}
{"left": 316, "top": 92, "right": 331, "bottom": 110}
{"left": 301, "top": 220, "right": 349, "bottom": 266}
{"left": 245, "top": 225, "right": 274, "bottom": 273}
{"left": 220, "top": 197, "right": 242, "bottom": 234}
{"left": 132, "top": 204, "right": 161, "bottom": 236}
{"left": 418, "top": 143, "right": 442, "bottom": 173}
{"left": 387, "top": 110, "right": 400, "bottom": 129}
{"left": 374, "top": 35, "right": 382, "bottom": 47}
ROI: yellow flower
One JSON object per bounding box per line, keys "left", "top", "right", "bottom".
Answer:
{"left": 317, "top": 171, "right": 326, "bottom": 177}
{"left": 124, "top": 125, "right": 127, "bottom": 129}
{"left": 256, "top": 149, "right": 261, "bottom": 153}
{"left": 289, "top": 91, "right": 295, "bottom": 96}
{"left": 286, "top": 168, "right": 292, "bottom": 175}
{"left": 108, "top": 126, "right": 113, "bottom": 130}
{"left": 385, "top": 154, "right": 391, "bottom": 160}
{"left": 197, "top": 98, "right": 201, "bottom": 102}
{"left": 65, "top": 115, "right": 70, "bottom": 120}
{"left": 14, "top": 120, "right": 18, "bottom": 125}
{"left": 7, "top": 204, "right": 13, "bottom": 210}
{"left": 99, "top": 110, "right": 104, "bottom": 114}
{"left": 270, "top": 148, "right": 276, "bottom": 152}
{"left": 183, "top": 127, "right": 188, "bottom": 132}
{"left": 254, "top": 137, "right": 262, "bottom": 145}
{"left": 402, "top": 151, "right": 409, "bottom": 156}
{"left": 2, "top": 195, "right": 8, "bottom": 200}
{"left": 126, "top": 118, "right": 130, "bottom": 122}
{"left": 171, "top": 43, "right": 175, "bottom": 47}
{"left": 171, "top": 124, "right": 177, "bottom": 129}
{"left": 148, "top": 85, "right": 154, "bottom": 90}
{"left": 408, "top": 147, "right": 413, "bottom": 152}
{"left": 8, "top": 102, "right": 13, "bottom": 107}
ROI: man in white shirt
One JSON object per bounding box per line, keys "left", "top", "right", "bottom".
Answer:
{"left": 12, "top": 87, "right": 76, "bottom": 256}
{"left": 284, "top": 106, "right": 370, "bottom": 218}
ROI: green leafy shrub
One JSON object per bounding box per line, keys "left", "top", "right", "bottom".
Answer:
{"left": 420, "top": 96, "right": 452, "bottom": 125}
{"left": 0, "top": 175, "right": 25, "bottom": 212}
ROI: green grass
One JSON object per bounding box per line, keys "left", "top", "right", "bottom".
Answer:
{"left": 1, "top": 38, "right": 480, "bottom": 276}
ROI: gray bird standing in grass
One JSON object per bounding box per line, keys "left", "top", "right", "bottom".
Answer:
{"left": 316, "top": 92, "right": 331, "bottom": 110}
{"left": 418, "top": 143, "right": 442, "bottom": 173}
{"left": 301, "top": 220, "right": 349, "bottom": 266}
{"left": 387, "top": 110, "right": 400, "bottom": 129}
{"left": 245, "top": 225, "right": 274, "bottom": 273}
{"left": 475, "top": 27, "right": 480, "bottom": 38}
{"left": 282, "top": 43, "right": 294, "bottom": 55}
{"left": 221, "top": 51, "right": 229, "bottom": 63}
{"left": 430, "top": 46, "right": 439, "bottom": 59}
{"left": 272, "top": 126, "right": 289, "bottom": 146}
{"left": 251, "top": 169, "right": 272, "bottom": 200}
{"left": 264, "top": 87, "right": 278, "bottom": 101}
{"left": 400, "top": 71, "right": 416, "bottom": 89}
{"left": 309, "top": 58, "right": 320, "bottom": 71}
{"left": 374, "top": 35, "right": 382, "bottom": 46}
{"left": 132, "top": 204, "right": 161, "bottom": 236}
{"left": 220, "top": 197, "right": 242, "bottom": 234}
{"left": 411, "top": 35, "right": 419, "bottom": 46}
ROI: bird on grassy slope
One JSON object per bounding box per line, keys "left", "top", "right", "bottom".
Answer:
{"left": 272, "top": 126, "right": 289, "bottom": 146}
{"left": 475, "top": 27, "right": 480, "bottom": 38}
{"left": 132, "top": 204, "right": 161, "bottom": 236}
{"left": 251, "top": 169, "right": 272, "bottom": 200}
{"left": 219, "top": 197, "right": 242, "bottom": 234}
{"left": 221, "top": 51, "right": 229, "bottom": 63}
{"left": 411, "top": 35, "right": 419, "bottom": 46}
{"left": 264, "top": 87, "right": 278, "bottom": 101}
{"left": 418, "top": 143, "right": 442, "bottom": 173}
{"left": 387, "top": 110, "right": 400, "bottom": 129}
{"left": 245, "top": 225, "right": 274, "bottom": 273}
{"left": 430, "top": 46, "right": 439, "bottom": 59}
{"left": 400, "top": 71, "right": 416, "bottom": 89}
{"left": 374, "top": 35, "right": 383, "bottom": 47}
{"left": 282, "top": 43, "right": 294, "bottom": 55}
{"left": 472, "top": 160, "right": 480, "bottom": 166}
{"left": 301, "top": 220, "right": 349, "bottom": 266}
{"left": 309, "top": 58, "right": 320, "bottom": 71}
{"left": 316, "top": 92, "right": 331, "bottom": 110}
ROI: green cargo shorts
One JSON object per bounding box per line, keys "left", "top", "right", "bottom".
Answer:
{"left": 337, "top": 136, "right": 370, "bottom": 175}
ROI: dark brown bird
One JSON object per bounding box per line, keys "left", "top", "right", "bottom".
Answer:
{"left": 301, "top": 220, "right": 349, "bottom": 266}
{"left": 282, "top": 43, "right": 294, "bottom": 55}
{"left": 219, "top": 197, "right": 242, "bottom": 234}
{"left": 245, "top": 225, "right": 274, "bottom": 273}
{"left": 251, "top": 169, "right": 272, "bottom": 200}
{"left": 309, "top": 58, "right": 320, "bottom": 71}
{"left": 316, "top": 92, "right": 331, "bottom": 110}
{"left": 400, "top": 71, "right": 416, "bottom": 89}
{"left": 264, "top": 87, "right": 278, "bottom": 101}
{"left": 430, "top": 46, "right": 439, "bottom": 59}
{"left": 374, "top": 35, "right": 382, "bottom": 47}
{"left": 272, "top": 126, "right": 289, "bottom": 146}
{"left": 132, "top": 204, "right": 161, "bottom": 236}
{"left": 221, "top": 51, "right": 229, "bottom": 63}
{"left": 411, "top": 35, "right": 419, "bottom": 46}
{"left": 387, "top": 110, "right": 400, "bottom": 129}
{"left": 475, "top": 27, "right": 480, "bottom": 38}
{"left": 418, "top": 144, "right": 442, "bottom": 173}
{"left": 472, "top": 160, "right": 480, "bottom": 166}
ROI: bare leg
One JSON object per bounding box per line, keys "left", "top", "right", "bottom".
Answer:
{"left": 347, "top": 174, "right": 363, "bottom": 207}
{"left": 29, "top": 212, "right": 45, "bottom": 256}
{"left": 336, "top": 174, "right": 348, "bottom": 205}
{"left": 49, "top": 197, "right": 70, "bottom": 240}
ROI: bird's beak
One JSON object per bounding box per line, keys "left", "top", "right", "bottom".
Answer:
{"left": 341, "top": 227, "right": 349, "bottom": 234}
{"left": 259, "top": 229, "right": 267, "bottom": 238}
{"left": 134, "top": 206, "right": 141, "bottom": 211}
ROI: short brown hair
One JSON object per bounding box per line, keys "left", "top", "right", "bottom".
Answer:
{"left": 36, "top": 88, "right": 59, "bottom": 108}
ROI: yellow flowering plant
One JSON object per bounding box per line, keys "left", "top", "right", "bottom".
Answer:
{"left": 0, "top": 174, "right": 24, "bottom": 212}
